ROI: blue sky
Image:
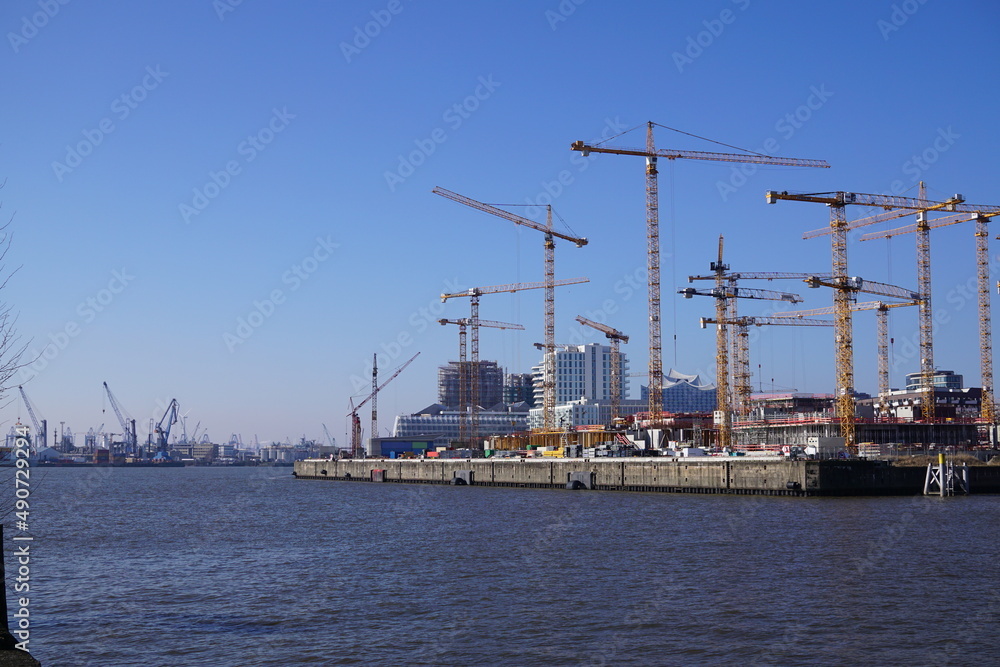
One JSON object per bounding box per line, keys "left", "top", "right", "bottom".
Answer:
{"left": 2, "top": 0, "right": 998, "bottom": 446}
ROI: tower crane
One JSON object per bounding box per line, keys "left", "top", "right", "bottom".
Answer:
{"left": 574, "top": 316, "right": 628, "bottom": 424}
{"left": 17, "top": 385, "right": 46, "bottom": 452}
{"left": 571, "top": 122, "right": 828, "bottom": 424}
{"left": 153, "top": 399, "right": 179, "bottom": 460}
{"left": 858, "top": 191, "right": 1000, "bottom": 423}
{"left": 680, "top": 278, "right": 804, "bottom": 450}
{"left": 439, "top": 317, "right": 524, "bottom": 445}
{"left": 774, "top": 300, "right": 920, "bottom": 397}
{"left": 442, "top": 277, "right": 589, "bottom": 443}
{"left": 433, "top": 186, "right": 588, "bottom": 431}
{"left": 347, "top": 352, "right": 420, "bottom": 457}
{"left": 766, "top": 189, "right": 1000, "bottom": 449}
{"left": 103, "top": 381, "right": 137, "bottom": 457}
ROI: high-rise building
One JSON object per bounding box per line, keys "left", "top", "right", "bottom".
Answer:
{"left": 530, "top": 343, "right": 628, "bottom": 407}
{"left": 437, "top": 360, "right": 504, "bottom": 409}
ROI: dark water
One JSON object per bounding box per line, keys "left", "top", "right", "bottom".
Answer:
{"left": 10, "top": 466, "right": 1000, "bottom": 665}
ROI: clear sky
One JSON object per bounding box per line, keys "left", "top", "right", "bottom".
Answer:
{"left": 2, "top": 0, "right": 998, "bottom": 447}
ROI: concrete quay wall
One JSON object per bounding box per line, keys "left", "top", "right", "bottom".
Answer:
{"left": 291, "top": 458, "right": 992, "bottom": 496}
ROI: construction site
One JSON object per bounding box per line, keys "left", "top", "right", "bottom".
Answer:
{"left": 333, "top": 122, "right": 1000, "bottom": 464}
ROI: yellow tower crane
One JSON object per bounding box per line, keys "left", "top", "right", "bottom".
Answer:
{"left": 441, "top": 277, "right": 589, "bottom": 445}
{"left": 765, "top": 189, "right": 998, "bottom": 451}
{"left": 679, "top": 280, "right": 804, "bottom": 451}
{"left": 439, "top": 317, "right": 524, "bottom": 445}
{"left": 432, "top": 186, "right": 588, "bottom": 431}
{"left": 571, "top": 123, "right": 829, "bottom": 424}
{"left": 858, "top": 199, "right": 1000, "bottom": 424}
{"left": 574, "top": 316, "right": 629, "bottom": 424}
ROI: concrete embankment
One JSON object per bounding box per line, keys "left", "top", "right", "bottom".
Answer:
{"left": 294, "top": 458, "right": 1000, "bottom": 496}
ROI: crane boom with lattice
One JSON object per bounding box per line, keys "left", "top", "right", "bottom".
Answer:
{"left": 439, "top": 318, "right": 524, "bottom": 445}
{"left": 433, "top": 187, "right": 587, "bottom": 432}
{"left": 348, "top": 352, "right": 420, "bottom": 457}
{"left": 442, "top": 277, "right": 589, "bottom": 443}
{"left": 17, "top": 385, "right": 46, "bottom": 452}
{"left": 572, "top": 122, "right": 829, "bottom": 424}
{"left": 763, "top": 188, "right": 997, "bottom": 450}
{"left": 102, "top": 381, "right": 137, "bottom": 456}
{"left": 575, "top": 316, "right": 629, "bottom": 424}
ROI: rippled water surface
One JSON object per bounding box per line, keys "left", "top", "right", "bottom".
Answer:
{"left": 14, "top": 466, "right": 1000, "bottom": 665}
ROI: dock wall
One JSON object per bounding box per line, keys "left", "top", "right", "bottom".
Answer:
{"left": 294, "top": 458, "right": 1000, "bottom": 496}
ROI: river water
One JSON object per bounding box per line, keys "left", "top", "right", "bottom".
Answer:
{"left": 10, "top": 465, "right": 1000, "bottom": 665}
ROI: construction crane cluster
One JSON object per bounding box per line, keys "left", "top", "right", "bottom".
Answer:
{"left": 764, "top": 187, "right": 1000, "bottom": 450}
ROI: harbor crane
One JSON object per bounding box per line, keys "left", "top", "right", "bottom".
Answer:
{"left": 322, "top": 424, "right": 336, "bottom": 449}
{"left": 680, "top": 260, "right": 805, "bottom": 450}
{"left": 858, "top": 185, "right": 1000, "bottom": 423}
{"left": 17, "top": 385, "right": 46, "bottom": 452}
{"left": 766, "top": 189, "right": 1000, "bottom": 448}
{"left": 347, "top": 352, "right": 420, "bottom": 457}
{"left": 574, "top": 316, "right": 628, "bottom": 423}
{"left": 433, "top": 186, "right": 588, "bottom": 431}
{"left": 572, "top": 122, "right": 829, "bottom": 423}
{"left": 442, "top": 277, "right": 589, "bottom": 443}
{"left": 439, "top": 317, "right": 524, "bottom": 445}
{"left": 153, "top": 399, "right": 179, "bottom": 460}
{"left": 103, "top": 381, "right": 137, "bottom": 456}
